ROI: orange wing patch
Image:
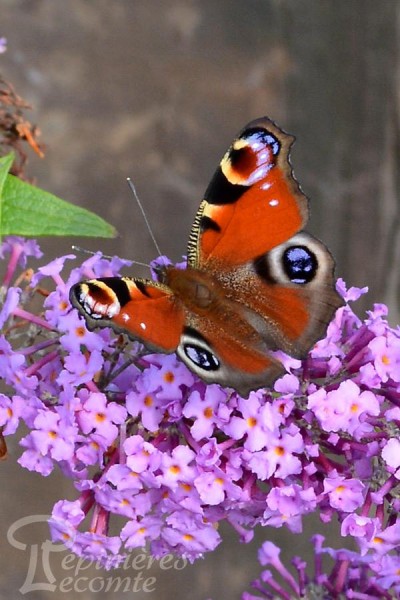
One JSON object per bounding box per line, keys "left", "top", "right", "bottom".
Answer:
{"left": 200, "top": 171, "right": 305, "bottom": 265}
{"left": 113, "top": 284, "right": 184, "bottom": 351}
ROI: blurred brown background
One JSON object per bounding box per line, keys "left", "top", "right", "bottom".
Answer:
{"left": 0, "top": 1, "right": 399, "bottom": 599}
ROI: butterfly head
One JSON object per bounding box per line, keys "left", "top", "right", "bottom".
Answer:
{"left": 152, "top": 263, "right": 168, "bottom": 284}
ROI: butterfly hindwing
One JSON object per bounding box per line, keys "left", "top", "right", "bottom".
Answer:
{"left": 177, "top": 320, "right": 285, "bottom": 395}
{"left": 225, "top": 232, "right": 342, "bottom": 358}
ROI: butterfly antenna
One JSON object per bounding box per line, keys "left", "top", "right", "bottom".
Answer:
{"left": 127, "top": 177, "right": 163, "bottom": 257}
{"left": 72, "top": 245, "right": 107, "bottom": 257}
{"left": 72, "top": 245, "right": 151, "bottom": 269}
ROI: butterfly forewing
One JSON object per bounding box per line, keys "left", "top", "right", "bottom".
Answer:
{"left": 70, "top": 277, "right": 185, "bottom": 352}
{"left": 187, "top": 117, "right": 309, "bottom": 269}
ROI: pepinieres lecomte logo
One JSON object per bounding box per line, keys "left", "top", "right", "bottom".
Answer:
{"left": 7, "top": 515, "right": 188, "bottom": 594}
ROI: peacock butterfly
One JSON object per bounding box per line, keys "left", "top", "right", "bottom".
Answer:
{"left": 69, "top": 117, "right": 342, "bottom": 397}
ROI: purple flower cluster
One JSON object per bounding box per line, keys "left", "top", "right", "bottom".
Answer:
{"left": 244, "top": 535, "right": 399, "bottom": 599}
{"left": 1, "top": 237, "right": 400, "bottom": 594}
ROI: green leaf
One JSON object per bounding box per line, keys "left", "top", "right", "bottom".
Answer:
{"left": 0, "top": 153, "right": 116, "bottom": 238}
{"left": 0, "top": 154, "right": 14, "bottom": 231}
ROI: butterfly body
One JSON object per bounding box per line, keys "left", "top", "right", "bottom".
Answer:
{"left": 70, "top": 117, "right": 342, "bottom": 397}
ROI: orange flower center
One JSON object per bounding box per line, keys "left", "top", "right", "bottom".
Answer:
{"left": 204, "top": 406, "right": 213, "bottom": 419}
{"left": 144, "top": 395, "right": 153, "bottom": 407}
{"left": 163, "top": 371, "right": 175, "bottom": 383}
{"left": 247, "top": 417, "right": 257, "bottom": 428}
